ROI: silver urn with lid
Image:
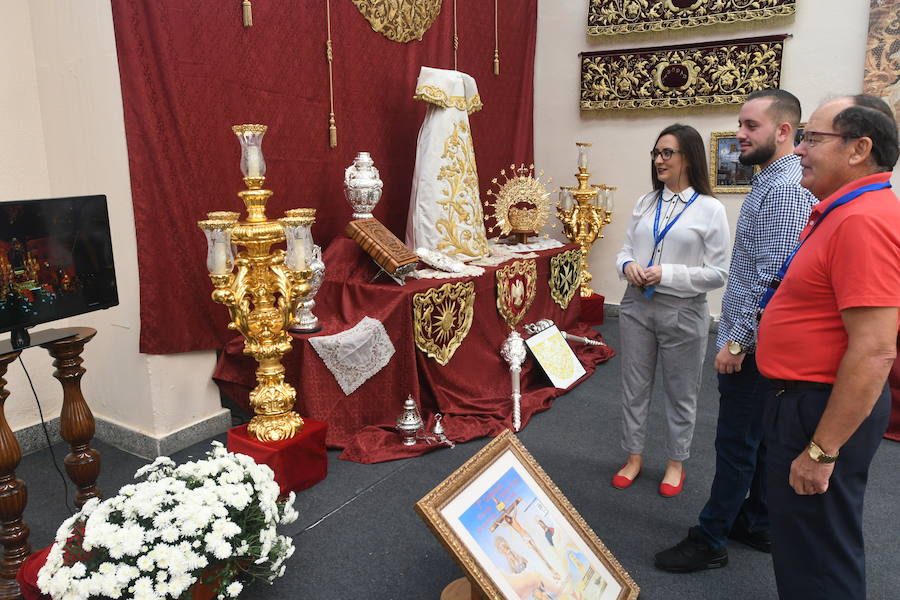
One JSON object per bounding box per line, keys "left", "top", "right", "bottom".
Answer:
{"left": 344, "top": 151, "right": 383, "bottom": 220}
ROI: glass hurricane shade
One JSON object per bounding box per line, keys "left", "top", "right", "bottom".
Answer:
{"left": 232, "top": 125, "right": 267, "bottom": 178}
{"left": 558, "top": 188, "right": 573, "bottom": 211}
{"left": 281, "top": 208, "right": 317, "bottom": 272}
{"left": 576, "top": 142, "right": 591, "bottom": 171}
{"left": 203, "top": 228, "right": 235, "bottom": 275}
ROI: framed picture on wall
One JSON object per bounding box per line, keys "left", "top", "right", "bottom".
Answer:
{"left": 416, "top": 430, "right": 640, "bottom": 600}
{"left": 709, "top": 131, "right": 755, "bottom": 194}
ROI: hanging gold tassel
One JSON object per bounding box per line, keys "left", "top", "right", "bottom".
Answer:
{"left": 242, "top": 0, "right": 253, "bottom": 27}
{"left": 325, "top": 1, "right": 338, "bottom": 148}
{"left": 493, "top": 0, "right": 500, "bottom": 75}
{"left": 329, "top": 113, "right": 337, "bottom": 148}
{"left": 453, "top": 0, "right": 458, "bottom": 70}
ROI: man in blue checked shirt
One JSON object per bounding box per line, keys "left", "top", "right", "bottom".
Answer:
{"left": 655, "top": 89, "right": 816, "bottom": 573}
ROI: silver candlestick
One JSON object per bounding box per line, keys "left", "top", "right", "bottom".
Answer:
{"left": 290, "top": 244, "right": 325, "bottom": 333}
{"left": 344, "top": 151, "right": 383, "bottom": 220}
{"left": 500, "top": 331, "right": 528, "bottom": 431}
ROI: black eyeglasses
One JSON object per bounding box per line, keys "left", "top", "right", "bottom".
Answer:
{"left": 650, "top": 148, "right": 682, "bottom": 160}
{"left": 799, "top": 131, "right": 859, "bottom": 147}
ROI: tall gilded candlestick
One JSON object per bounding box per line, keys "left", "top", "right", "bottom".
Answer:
{"left": 556, "top": 142, "right": 616, "bottom": 297}
{"left": 198, "top": 124, "right": 312, "bottom": 442}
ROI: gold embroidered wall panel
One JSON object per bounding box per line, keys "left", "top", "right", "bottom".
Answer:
{"left": 351, "top": 0, "right": 443, "bottom": 43}
{"left": 864, "top": 0, "right": 900, "bottom": 118}
{"left": 580, "top": 35, "right": 787, "bottom": 111}
{"left": 587, "top": 0, "right": 795, "bottom": 36}
{"left": 413, "top": 281, "right": 476, "bottom": 366}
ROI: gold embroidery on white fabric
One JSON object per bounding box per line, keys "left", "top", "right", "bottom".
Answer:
{"left": 414, "top": 85, "right": 484, "bottom": 114}
{"left": 435, "top": 121, "right": 490, "bottom": 259}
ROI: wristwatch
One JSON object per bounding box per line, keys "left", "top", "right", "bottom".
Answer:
{"left": 727, "top": 341, "right": 744, "bottom": 356}
{"left": 807, "top": 440, "right": 839, "bottom": 464}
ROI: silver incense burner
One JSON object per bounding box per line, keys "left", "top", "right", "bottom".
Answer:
{"left": 396, "top": 395, "right": 423, "bottom": 446}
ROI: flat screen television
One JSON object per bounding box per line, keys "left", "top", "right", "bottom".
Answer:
{"left": 0, "top": 195, "right": 118, "bottom": 349}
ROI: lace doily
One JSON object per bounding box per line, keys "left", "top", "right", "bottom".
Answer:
{"left": 308, "top": 317, "right": 396, "bottom": 395}
{"left": 472, "top": 243, "right": 540, "bottom": 267}
{"left": 416, "top": 247, "right": 467, "bottom": 272}
{"left": 504, "top": 238, "right": 564, "bottom": 252}
{"left": 415, "top": 265, "right": 485, "bottom": 279}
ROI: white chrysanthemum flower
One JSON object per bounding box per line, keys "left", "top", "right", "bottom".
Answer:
{"left": 226, "top": 581, "right": 243, "bottom": 597}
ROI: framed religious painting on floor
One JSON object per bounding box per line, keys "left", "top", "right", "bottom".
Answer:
{"left": 416, "top": 430, "right": 639, "bottom": 600}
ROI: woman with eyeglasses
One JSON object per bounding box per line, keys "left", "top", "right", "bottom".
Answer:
{"left": 612, "top": 123, "right": 731, "bottom": 497}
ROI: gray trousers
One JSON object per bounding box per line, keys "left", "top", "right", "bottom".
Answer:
{"left": 618, "top": 286, "right": 709, "bottom": 461}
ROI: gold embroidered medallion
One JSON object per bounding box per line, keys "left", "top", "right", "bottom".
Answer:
{"left": 435, "top": 121, "right": 490, "bottom": 259}
{"left": 351, "top": 0, "right": 443, "bottom": 43}
{"left": 550, "top": 249, "right": 582, "bottom": 310}
{"left": 413, "top": 281, "right": 475, "bottom": 365}
{"left": 496, "top": 259, "right": 537, "bottom": 329}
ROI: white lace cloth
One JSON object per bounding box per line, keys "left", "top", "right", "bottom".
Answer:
{"left": 415, "top": 264, "right": 485, "bottom": 279}
{"left": 471, "top": 243, "right": 540, "bottom": 267}
{"left": 308, "top": 317, "right": 395, "bottom": 395}
{"left": 503, "top": 238, "right": 564, "bottom": 253}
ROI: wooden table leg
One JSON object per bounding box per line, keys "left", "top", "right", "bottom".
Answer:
{"left": 0, "top": 351, "right": 29, "bottom": 600}
{"left": 41, "top": 327, "right": 101, "bottom": 509}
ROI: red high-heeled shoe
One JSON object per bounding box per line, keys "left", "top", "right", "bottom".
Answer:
{"left": 612, "top": 465, "right": 641, "bottom": 489}
{"left": 659, "top": 469, "right": 685, "bottom": 497}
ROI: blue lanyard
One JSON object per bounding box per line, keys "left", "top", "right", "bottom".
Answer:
{"left": 643, "top": 190, "right": 699, "bottom": 297}
{"left": 757, "top": 181, "right": 892, "bottom": 314}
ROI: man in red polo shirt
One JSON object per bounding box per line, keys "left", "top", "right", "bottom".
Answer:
{"left": 756, "top": 95, "right": 900, "bottom": 599}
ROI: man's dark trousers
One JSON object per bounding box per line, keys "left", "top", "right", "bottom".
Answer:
{"left": 764, "top": 385, "right": 890, "bottom": 599}
{"left": 696, "top": 353, "right": 768, "bottom": 550}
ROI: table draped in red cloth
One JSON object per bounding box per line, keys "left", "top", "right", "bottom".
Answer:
{"left": 886, "top": 335, "right": 900, "bottom": 442}
{"left": 213, "top": 239, "right": 615, "bottom": 462}
{"left": 110, "top": 0, "right": 537, "bottom": 354}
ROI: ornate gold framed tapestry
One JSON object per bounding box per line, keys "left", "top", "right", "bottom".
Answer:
{"left": 587, "top": 0, "right": 795, "bottom": 37}
{"left": 413, "top": 281, "right": 476, "bottom": 366}
{"left": 495, "top": 259, "right": 537, "bottom": 329}
{"left": 580, "top": 35, "right": 788, "bottom": 111}
{"left": 864, "top": 0, "right": 900, "bottom": 118}
{"left": 549, "top": 249, "right": 581, "bottom": 310}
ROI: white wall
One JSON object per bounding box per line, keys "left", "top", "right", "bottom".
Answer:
{"left": 1, "top": 1, "right": 221, "bottom": 441}
{"left": 535, "top": 0, "right": 871, "bottom": 314}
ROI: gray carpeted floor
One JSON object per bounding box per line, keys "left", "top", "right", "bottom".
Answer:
{"left": 16, "top": 315, "right": 900, "bottom": 599}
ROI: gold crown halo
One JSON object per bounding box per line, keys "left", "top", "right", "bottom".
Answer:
{"left": 485, "top": 163, "right": 552, "bottom": 237}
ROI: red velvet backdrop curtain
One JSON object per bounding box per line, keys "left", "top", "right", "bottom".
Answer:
{"left": 110, "top": 1, "right": 537, "bottom": 354}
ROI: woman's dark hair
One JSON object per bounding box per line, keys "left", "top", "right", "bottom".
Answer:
{"left": 650, "top": 123, "right": 714, "bottom": 196}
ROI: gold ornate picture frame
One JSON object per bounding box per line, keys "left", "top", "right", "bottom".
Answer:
{"left": 709, "top": 123, "right": 806, "bottom": 194}
{"left": 709, "top": 131, "right": 754, "bottom": 194}
{"left": 416, "top": 430, "right": 640, "bottom": 600}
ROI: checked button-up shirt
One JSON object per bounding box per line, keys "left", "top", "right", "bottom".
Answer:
{"left": 716, "top": 153, "right": 816, "bottom": 352}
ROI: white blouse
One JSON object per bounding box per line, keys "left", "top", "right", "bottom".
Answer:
{"left": 615, "top": 185, "right": 730, "bottom": 298}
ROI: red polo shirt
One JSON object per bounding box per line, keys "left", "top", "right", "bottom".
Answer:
{"left": 757, "top": 172, "right": 900, "bottom": 383}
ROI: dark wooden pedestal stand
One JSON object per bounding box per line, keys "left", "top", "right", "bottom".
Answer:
{"left": 0, "top": 327, "right": 101, "bottom": 599}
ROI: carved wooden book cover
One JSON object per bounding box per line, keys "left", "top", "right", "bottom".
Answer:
{"left": 345, "top": 218, "right": 419, "bottom": 276}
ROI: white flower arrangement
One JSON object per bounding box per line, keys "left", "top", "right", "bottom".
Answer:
{"left": 37, "top": 442, "right": 298, "bottom": 600}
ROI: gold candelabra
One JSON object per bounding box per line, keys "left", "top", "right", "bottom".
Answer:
{"left": 556, "top": 142, "right": 615, "bottom": 297}
{"left": 198, "top": 124, "right": 312, "bottom": 442}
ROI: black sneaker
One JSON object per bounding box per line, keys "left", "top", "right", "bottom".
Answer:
{"left": 727, "top": 524, "right": 771, "bottom": 553}
{"left": 655, "top": 527, "right": 728, "bottom": 573}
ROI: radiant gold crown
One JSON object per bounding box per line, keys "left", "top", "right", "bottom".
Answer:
{"left": 485, "top": 163, "right": 552, "bottom": 236}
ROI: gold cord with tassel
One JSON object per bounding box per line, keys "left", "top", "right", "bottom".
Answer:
{"left": 493, "top": 0, "right": 500, "bottom": 75}
{"left": 242, "top": 0, "right": 252, "bottom": 27}
{"left": 326, "top": 0, "right": 337, "bottom": 148}
{"left": 453, "top": 0, "right": 458, "bottom": 71}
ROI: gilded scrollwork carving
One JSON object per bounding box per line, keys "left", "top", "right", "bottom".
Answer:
{"left": 351, "top": 0, "right": 443, "bottom": 43}
{"left": 580, "top": 36, "right": 787, "bottom": 111}
{"left": 414, "top": 85, "right": 484, "bottom": 114}
{"left": 587, "top": 0, "right": 796, "bottom": 36}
